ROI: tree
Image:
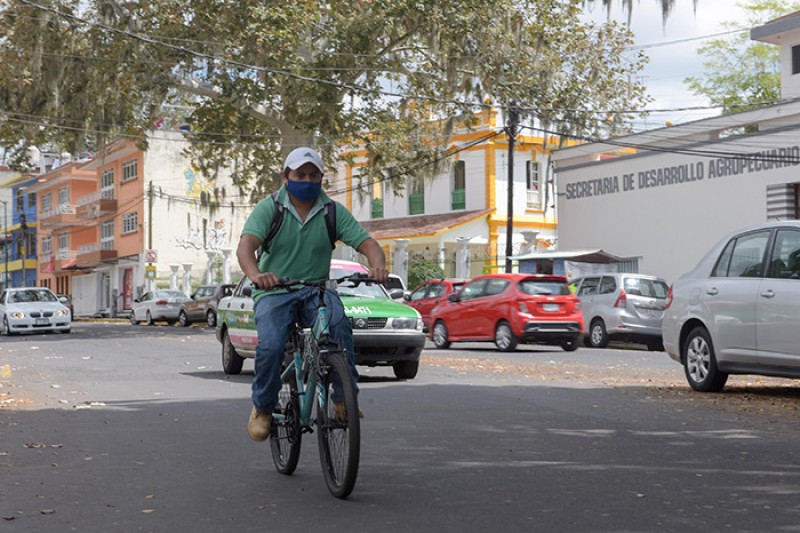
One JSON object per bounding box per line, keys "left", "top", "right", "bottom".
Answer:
{"left": 685, "top": 0, "right": 800, "bottom": 114}
{"left": 0, "top": 0, "right": 649, "bottom": 199}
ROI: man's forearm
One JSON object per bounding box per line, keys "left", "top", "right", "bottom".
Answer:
{"left": 358, "top": 238, "right": 386, "bottom": 270}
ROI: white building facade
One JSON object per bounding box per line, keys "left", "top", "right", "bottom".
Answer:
{"left": 551, "top": 13, "right": 800, "bottom": 284}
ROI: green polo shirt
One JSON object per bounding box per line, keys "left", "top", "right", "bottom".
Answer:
{"left": 241, "top": 186, "right": 371, "bottom": 302}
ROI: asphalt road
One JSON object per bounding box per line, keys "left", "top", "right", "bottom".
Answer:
{"left": 2, "top": 322, "right": 800, "bottom": 533}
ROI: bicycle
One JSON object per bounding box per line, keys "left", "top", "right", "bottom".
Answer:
{"left": 268, "top": 273, "right": 376, "bottom": 499}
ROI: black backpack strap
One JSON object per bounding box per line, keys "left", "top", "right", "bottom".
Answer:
{"left": 259, "top": 191, "right": 284, "bottom": 258}
{"left": 324, "top": 201, "right": 337, "bottom": 251}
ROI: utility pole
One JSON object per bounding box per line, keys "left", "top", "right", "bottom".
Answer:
{"left": 504, "top": 101, "right": 520, "bottom": 273}
{"left": 1, "top": 200, "right": 7, "bottom": 289}
{"left": 20, "top": 212, "right": 27, "bottom": 286}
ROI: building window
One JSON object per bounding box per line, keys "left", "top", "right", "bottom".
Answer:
{"left": 42, "top": 193, "right": 52, "bottom": 212}
{"left": 793, "top": 45, "right": 800, "bottom": 75}
{"left": 27, "top": 192, "right": 36, "bottom": 209}
{"left": 526, "top": 160, "right": 542, "bottom": 209}
{"left": 58, "top": 186, "right": 69, "bottom": 206}
{"left": 101, "top": 220, "right": 115, "bottom": 249}
{"left": 409, "top": 177, "right": 424, "bottom": 215}
{"left": 452, "top": 160, "right": 466, "bottom": 210}
{"left": 15, "top": 191, "right": 23, "bottom": 212}
{"left": 122, "top": 211, "right": 138, "bottom": 234}
{"left": 42, "top": 236, "right": 52, "bottom": 254}
{"left": 102, "top": 169, "right": 114, "bottom": 199}
{"left": 122, "top": 159, "right": 138, "bottom": 182}
{"left": 57, "top": 232, "right": 69, "bottom": 252}
{"left": 371, "top": 174, "right": 383, "bottom": 219}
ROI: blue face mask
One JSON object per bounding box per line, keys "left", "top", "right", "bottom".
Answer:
{"left": 286, "top": 178, "right": 322, "bottom": 202}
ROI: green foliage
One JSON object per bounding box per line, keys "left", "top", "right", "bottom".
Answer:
{"left": 0, "top": 0, "right": 650, "bottom": 197}
{"left": 685, "top": 0, "right": 800, "bottom": 114}
{"left": 408, "top": 261, "right": 445, "bottom": 292}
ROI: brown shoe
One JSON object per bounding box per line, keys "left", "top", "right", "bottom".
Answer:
{"left": 333, "top": 402, "right": 364, "bottom": 422}
{"left": 247, "top": 406, "right": 272, "bottom": 441}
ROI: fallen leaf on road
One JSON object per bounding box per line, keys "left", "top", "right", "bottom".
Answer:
{"left": 141, "top": 509, "right": 155, "bottom": 514}
{"left": 40, "top": 509, "right": 55, "bottom": 515}
{"left": 2, "top": 516, "right": 16, "bottom": 521}
{"left": 24, "top": 443, "right": 45, "bottom": 448}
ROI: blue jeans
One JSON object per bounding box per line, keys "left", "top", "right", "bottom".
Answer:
{"left": 252, "top": 287, "right": 358, "bottom": 413}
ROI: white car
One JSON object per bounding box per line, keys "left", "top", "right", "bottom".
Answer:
{"left": 0, "top": 287, "right": 72, "bottom": 335}
{"left": 663, "top": 221, "right": 800, "bottom": 392}
{"left": 130, "top": 290, "right": 191, "bottom": 326}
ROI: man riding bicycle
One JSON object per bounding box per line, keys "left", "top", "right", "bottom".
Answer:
{"left": 236, "top": 147, "right": 388, "bottom": 441}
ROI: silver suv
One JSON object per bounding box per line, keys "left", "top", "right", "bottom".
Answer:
{"left": 574, "top": 273, "right": 669, "bottom": 351}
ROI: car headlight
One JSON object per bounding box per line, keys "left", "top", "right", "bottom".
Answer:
{"left": 56, "top": 309, "right": 69, "bottom": 317}
{"left": 9, "top": 311, "right": 25, "bottom": 319}
{"left": 391, "top": 317, "right": 418, "bottom": 330}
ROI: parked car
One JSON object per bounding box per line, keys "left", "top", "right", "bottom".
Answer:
{"left": 56, "top": 294, "right": 74, "bottom": 318}
{"left": 573, "top": 273, "right": 669, "bottom": 351}
{"left": 663, "top": 221, "right": 800, "bottom": 392}
{"left": 178, "top": 283, "right": 235, "bottom": 327}
{"left": 385, "top": 274, "right": 407, "bottom": 299}
{"left": 130, "top": 290, "right": 191, "bottom": 326}
{"left": 429, "top": 273, "right": 583, "bottom": 352}
{"left": 215, "top": 260, "right": 425, "bottom": 379}
{"left": 0, "top": 287, "right": 72, "bottom": 335}
{"left": 404, "top": 278, "right": 468, "bottom": 329}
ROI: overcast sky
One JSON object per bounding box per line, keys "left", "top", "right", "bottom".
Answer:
{"left": 582, "top": 0, "right": 753, "bottom": 131}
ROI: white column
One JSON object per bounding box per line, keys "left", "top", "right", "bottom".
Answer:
{"left": 182, "top": 263, "right": 193, "bottom": 295}
{"left": 520, "top": 230, "right": 540, "bottom": 255}
{"left": 393, "top": 239, "right": 409, "bottom": 286}
{"left": 169, "top": 264, "right": 180, "bottom": 290}
{"left": 455, "top": 237, "right": 471, "bottom": 279}
{"left": 222, "top": 248, "right": 232, "bottom": 284}
{"left": 206, "top": 250, "right": 217, "bottom": 284}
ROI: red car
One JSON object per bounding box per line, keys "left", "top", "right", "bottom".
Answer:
{"left": 403, "top": 278, "right": 468, "bottom": 329}
{"left": 429, "top": 273, "right": 584, "bottom": 352}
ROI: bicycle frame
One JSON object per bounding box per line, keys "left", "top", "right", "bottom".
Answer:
{"left": 274, "top": 285, "right": 334, "bottom": 432}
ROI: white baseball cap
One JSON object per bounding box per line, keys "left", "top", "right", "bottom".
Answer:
{"left": 284, "top": 147, "right": 324, "bottom": 172}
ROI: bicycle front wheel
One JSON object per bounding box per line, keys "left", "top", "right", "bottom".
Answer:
{"left": 316, "top": 353, "right": 360, "bottom": 499}
{"left": 270, "top": 377, "right": 302, "bottom": 475}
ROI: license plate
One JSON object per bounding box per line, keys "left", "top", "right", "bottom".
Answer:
{"left": 543, "top": 303, "right": 560, "bottom": 312}
{"left": 35, "top": 318, "right": 49, "bottom": 326}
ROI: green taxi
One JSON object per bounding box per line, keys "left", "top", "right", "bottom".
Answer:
{"left": 215, "top": 260, "right": 425, "bottom": 379}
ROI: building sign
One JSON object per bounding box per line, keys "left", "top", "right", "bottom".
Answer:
{"left": 563, "top": 144, "right": 800, "bottom": 200}
{"left": 145, "top": 249, "right": 158, "bottom": 262}
{"left": 145, "top": 265, "right": 156, "bottom": 280}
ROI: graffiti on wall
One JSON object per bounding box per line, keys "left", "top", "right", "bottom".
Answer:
{"left": 176, "top": 219, "right": 228, "bottom": 250}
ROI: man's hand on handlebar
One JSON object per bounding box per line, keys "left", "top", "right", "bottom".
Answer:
{"left": 250, "top": 271, "right": 281, "bottom": 290}
{"left": 368, "top": 265, "right": 388, "bottom": 284}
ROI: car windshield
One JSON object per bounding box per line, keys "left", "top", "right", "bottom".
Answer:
{"left": 157, "top": 291, "right": 187, "bottom": 299}
{"left": 518, "top": 280, "right": 570, "bottom": 296}
{"left": 623, "top": 278, "right": 668, "bottom": 298}
{"left": 10, "top": 289, "right": 58, "bottom": 303}
{"left": 331, "top": 268, "right": 389, "bottom": 299}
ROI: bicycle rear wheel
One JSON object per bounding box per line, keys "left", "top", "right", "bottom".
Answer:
{"left": 316, "top": 352, "right": 360, "bottom": 499}
{"left": 270, "top": 377, "right": 302, "bottom": 475}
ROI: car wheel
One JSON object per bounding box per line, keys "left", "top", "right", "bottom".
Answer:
{"left": 393, "top": 360, "right": 419, "bottom": 379}
{"left": 494, "top": 320, "right": 518, "bottom": 352}
{"left": 682, "top": 327, "right": 728, "bottom": 392}
{"left": 206, "top": 310, "right": 216, "bottom": 328}
{"left": 2, "top": 315, "right": 12, "bottom": 336}
{"left": 222, "top": 331, "right": 244, "bottom": 375}
{"left": 129, "top": 312, "right": 138, "bottom": 326}
{"left": 588, "top": 319, "right": 609, "bottom": 348}
{"left": 432, "top": 321, "right": 451, "bottom": 349}
{"left": 145, "top": 311, "right": 155, "bottom": 326}
{"left": 178, "top": 310, "right": 190, "bottom": 327}
{"left": 561, "top": 338, "right": 579, "bottom": 352}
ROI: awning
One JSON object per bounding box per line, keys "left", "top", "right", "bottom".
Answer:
{"left": 359, "top": 208, "right": 494, "bottom": 240}
{"left": 511, "top": 249, "right": 629, "bottom": 263}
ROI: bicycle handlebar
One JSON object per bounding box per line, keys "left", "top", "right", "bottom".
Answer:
{"left": 272, "top": 273, "right": 382, "bottom": 290}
